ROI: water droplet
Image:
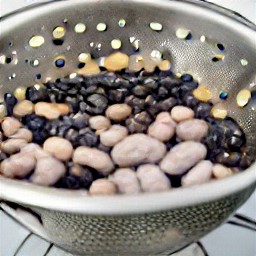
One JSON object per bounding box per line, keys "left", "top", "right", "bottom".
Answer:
{"left": 111, "top": 39, "right": 122, "bottom": 49}
{"left": 240, "top": 59, "right": 248, "bottom": 66}
{"left": 219, "top": 91, "right": 228, "bottom": 100}
{"left": 236, "top": 89, "right": 251, "bottom": 107}
{"left": 118, "top": 19, "right": 126, "bottom": 27}
{"left": 78, "top": 53, "right": 91, "bottom": 63}
{"left": 63, "top": 18, "right": 68, "bottom": 24}
{"left": 129, "top": 37, "right": 140, "bottom": 51}
{"left": 176, "top": 28, "right": 191, "bottom": 40}
{"left": 96, "top": 23, "right": 107, "bottom": 32}
{"left": 74, "top": 23, "right": 86, "bottom": 33}
{"left": 30, "top": 59, "right": 39, "bottom": 67}
{"left": 52, "top": 26, "right": 66, "bottom": 39}
{"left": 69, "top": 73, "right": 77, "bottom": 79}
{"left": 149, "top": 22, "right": 162, "bottom": 31}
{"left": 150, "top": 50, "right": 162, "bottom": 60}
{"left": 29, "top": 35, "right": 45, "bottom": 48}
{"left": 8, "top": 73, "right": 16, "bottom": 80}
{"left": 200, "top": 36, "right": 206, "bottom": 42}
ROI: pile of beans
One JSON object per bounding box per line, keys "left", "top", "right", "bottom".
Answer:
{"left": 0, "top": 58, "right": 254, "bottom": 195}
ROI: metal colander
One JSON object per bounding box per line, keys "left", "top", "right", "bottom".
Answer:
{"left": 0, "top": 0, "right": 255, "bottom": 255}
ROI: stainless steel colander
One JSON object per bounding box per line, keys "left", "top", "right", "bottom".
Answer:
{"left": 0, "top": 0, "right": 255, "bottom": 255}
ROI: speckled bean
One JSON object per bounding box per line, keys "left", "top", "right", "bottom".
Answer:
{"left": 0, "top": 153, "right": 36, "bottom": 178}
{"left": 2, "top": 117, "right": 22, "bottom": 137}
{"left": 111, "top": 134, "right": 166, "bottom": 167}
{"left": 110, "top": 168, "right": 141, "bottom": 194}
{"left": 100, "top": 125, "right": 128, "bottom": 147}
{"left": 181, "top": 160, "right": 213, "bottom": 187}
{"left": 137, "top": 164, "right": 171, "bottom": 192}
{"left": 171, "top": 106, "right": 194, "bottom": 122}
{"left": 160, "top": 141, "right": 207, "bottom": 175}
{"left": 43, "top": 137, "right": 73, "bottom": 161}
{"left": 89, "top": 179, "right": 117, "bottom": 195}
{"left": 176, "top": 119, "right": 208, "bottom": 141}
{"left": 73, "top": 146, "right": 114, "bottom": 175}
{"left": 30, "top": 157, "right": 66, "bottom": 186}
{"left": 1, "top": 139, "right": 27, "bottom": 154}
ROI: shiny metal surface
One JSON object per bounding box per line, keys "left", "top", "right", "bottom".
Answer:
{"left": 0, "top": 0, "right": 255, "bottom": 255}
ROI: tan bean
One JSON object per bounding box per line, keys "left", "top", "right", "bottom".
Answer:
{"left": 0, "top": 153, "right": 36, "bottom": 178}
{"left": 2, "top": 117, "right": 22, "bottom": 137}
{"left": 110, "top": 168, "right": 141, "bottom": 194}
{"left": 106, "top": 104, "right": 132, "bottom": 122}
{"left": 212, "top": 164, "right": 233, "bottom": 179}
{"left": 43, "top": 137, "right": 73, "bottom": 161}
{"left": 13, "top": 100, "right": 34, "bottom": 117}
{"left": 89, "top": 115, "right": 111, "bottom": 130}
{"left": 89, "top": 179, "right": 117, "bottom": 195}
{"left": 30, "top": 157, "right": 66, "bottom": 186}
{"left": 10, "top": 128, "right": 33, "bottom": 142}
{"left": 170, "top": 106, "right": 194, "bottom": 122}
{"left": 1, "top": 139, "right": 27, "bottom": 154}
{"left": 73, "top": 146, "right": 114, "bottom": 175}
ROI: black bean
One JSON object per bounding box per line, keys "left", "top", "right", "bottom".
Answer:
{"left": 65, "top": 96, "right": 79, "bottom": 113}
{"left": 108, "top": 89, "right": 128, "bottom": 103}
{"left": 73, "top": 114, "right": 89, "bottom": 130}
{"left": 48, "top": 89, "right": 66, "bottom": 103}
{"left": 158, "top": 97, "right": 177, "bottom": 111}
{"left": 97, "top": 73, "right": 117, "bottom": 87}
{"left": 132, "top": 85, "right": 151, "bottom": 98}
{"left": 58, "top": 125, "right": 71, "bottom": 137}
{"left": 25, "top": 86, "right": 49, "bottom": 103}
{"left": 67, "top": 88, "right": 78, "bottom": 96}
{"left": 32, "top": 129, "right": 49, "bottom": 145}
{"left": 56, "top": 175, "right": 81, "bottom": 189}
{"left": 147, "top": 103, "right": 161, "bottom": 116}
{"left": 145, "top": 95, "right": 156, "bottom": 107}
{"left": 194, "top": 103, "right": 213, "bottom": 119}
{"left": 227, "top": 135, "right": 245, "bottom": 150}
{"left": 125, "top": 118, "right": 147, "bottom": 133}
{"left": 81, "top": 85, "right": 98, "bottom": 95}
{"left": 65, "top": 129, "right": 79, "bottom": 147}
{"left": 4, "top": 93, "right": 17, "bottom": 116}
{"left": 167, "top": 174, "right": 182, "bottom": 188}
{"left": 157, "top": 87, "right": 169, "bottom": 100}
{"left": 23, "top": 114, "right": 47, "bottom": 131}
{"left": 98, "top": 143, "right": 111, "bottom": 153}
{"left": 46, "top": 120, "right": 59, "bottom": 136}
{"left": 182, "top": 92, "right": 200, "bottom": 108}
{"left": 142, "top": 77, "right": 158, "bottom": 90}
{"left": 125, "top": 95, "right": 145, "bottom": 109}
{"left": 134, "top": 111, "right": 153, "bottom": 125}
{"left": 180, "top": 74, "right": 193, "bottom": 82}
{"left": 87, "top": 94, "right": 108, "bottom": 108}
{"left": 121, "top": 73, "right": 139, "bottom": 85}
{"left": 159, "top": 77, "right": 182, "bottom": 90}
{"left": 240, "top": 154, "right": 254, "bottom": 169}
{"left": 215, "top": 151, "right": 241, "bottom": 167}
{"left": 78, "top": 128, "right": 98, "bottom": 147}
{"left": 114, "top": 76, "right": 130, "bottom": 88}
{"left": 218, "top": 118, "right": 244, "bottom": 138}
